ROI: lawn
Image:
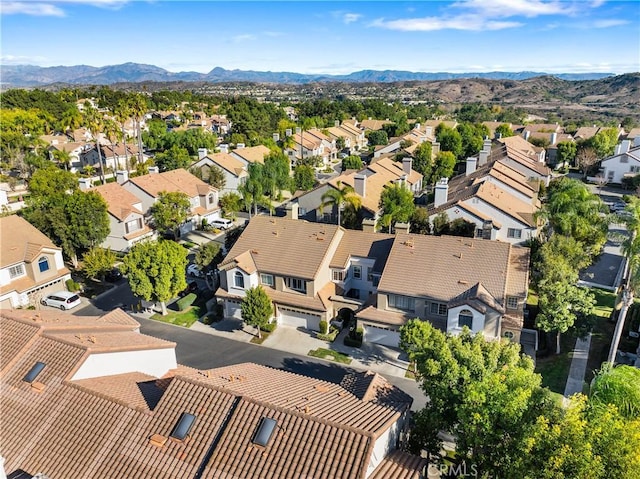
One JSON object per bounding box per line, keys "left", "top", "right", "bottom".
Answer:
{"left": 308, "top": 348, "right": 352, "bottom": 365}
{"left": 152, "top": 304, "right": 202, "bottom": 327}
{"left": 536, "top": 347, "right": 572, "bottom": 394}
{"left": 250, "top": 331, "right": 271, "bottom": 345}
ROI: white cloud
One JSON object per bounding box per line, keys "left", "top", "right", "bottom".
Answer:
{"left": 1, "top": 54, "right": 50, "bottom": 64}
{"left": 593, "top": 19, "right": 629, "bottom": 28}
{"left": 371, "top": 14, "right": 521, "bottom": 32}
{"left": 343, "top": 13, "right": 361, "bottom": 24}
{"left": 1, "top": 0, "right": 129, "bottom": 16}
{"left": 232, "top": 34, "right": 256, "bottom": 42}
{"left": 451, "top": 0, "right": 575, "bottom": 18}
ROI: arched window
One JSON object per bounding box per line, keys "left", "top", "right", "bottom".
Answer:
{"left": 503, "top": 331, "right": 515, "bottom": 340}
{"left": 458, "top": 309, "right": 473, "bottom": 329}
{"left": 234, "top": 271, "right": 245, "bottom": 288}
{"left": 38, "top": 257, "right": 50, "bottom": 273}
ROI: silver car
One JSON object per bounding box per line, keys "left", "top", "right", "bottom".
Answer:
{"left": 40, "top": 291, "right": 82, "bottom": 310}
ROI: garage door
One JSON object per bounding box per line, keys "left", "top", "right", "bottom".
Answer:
{"left": 279, "top": 307, "right": 321, "bottom": 332}
{"left": 225, "top": 299, "right": 242, "bottom": 319}
{"left": 363, "top": 324, "right": 400, "bottom": 347}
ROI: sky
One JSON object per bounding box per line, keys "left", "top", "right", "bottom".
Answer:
{"left": 1, "top": 0, "right": 639, "bottom": 75}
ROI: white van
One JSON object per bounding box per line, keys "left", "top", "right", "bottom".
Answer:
{"left": 40, "top": 291, "right": 82, "bottom": 310}
{"left": 210, "top": 218, "right": 234, "bottom": 230}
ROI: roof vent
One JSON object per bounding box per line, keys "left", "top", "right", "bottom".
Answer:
{"left": 23, "top": 362, "right": 46, "bottom": 383}
{"left": 149, "top": 433, "right": 168, "bottom": 448}
{"left": 253, "top": 417, "right": 277, "bottom": 447}
{"left": 170, "top": 412, "right": 196, "bottom": 442}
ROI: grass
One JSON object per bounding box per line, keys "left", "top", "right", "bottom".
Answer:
{"left": 250, "top": 330, "right": 271, "bottom": 344}
{"left": 405, "top": 362, "right": 417, "bottom": 380}
{"left": 536, "top": 346, "right": 573, "bottom": 394}
{"left": 152, "top": 304, "right": 202, "bottom": 327}
{"left": 591, "top": 288, "right": 616, "bottom": 319}
{"left": 526, "top": 288, "right": 539, "bottom": 307}
{"left": 308, "top": 348, "right": 352, "bottom": 365}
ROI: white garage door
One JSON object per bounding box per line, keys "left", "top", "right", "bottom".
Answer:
{"left": 279, "top": 307, "right": 321, "bottom": 332}
{"left": 363, "top": 324, "right": 400, "bottom": 347}
{"left": 225, "top": 299, "right": 242, "bottom": 319}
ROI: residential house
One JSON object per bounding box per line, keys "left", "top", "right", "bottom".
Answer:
{"left": 600, "top": 138, "right": 640, "bottom": 184}
{"left": 373, "top": 124, "right": 436, "bottom": 159}
{"left": 326, "top": 120, "right": 368, "bottom": 151}
{"left": 573, "top": 125, "right": 625, "bottom": 142}
{"left": 285, "top": 128, "right": 337, "bottom": 167}
{"left": 0, "top": 215, "right": 71, "bottom": 309}
{"left": 494, "top": 137, "right": 551, "bottom": 184}
{"left": 190, "top": 151, "right": 248, "bottom": 193}
{"left": 625, "top": 127, "right": 640, "bottom": 141}
{"left": 93, "top": 179, "right": 155, "bottom": 252}
{"left": 215, "top": 216, "right": 533, "bottom": 353}
{"left": 47, "top": 141, "right": 90, "bottom": 172}
{"left": 122, "top": 168, "right": 221, "bottom": 236}
{"left": 498, "top": 135, "right": 547, "bottom": 164}
{"left": 359, "top": 119, "right": 393, "bottom": 132}
{"left": 0, "top": 308, "right": 423, "bottom": 479}
{"left": 80, "top": 143, "right": 142, "bottom": 172}
{"left": 211, "top": 114, "right": 232, "bottom": 135}
{"left": 356, "top": 233, "right": 532, "bottom": 352}
{"left": 229, "top": 144, "right": 271, "bottom": 167}
{"left": 293, "top": 157, "right": 422, "bottom": 224}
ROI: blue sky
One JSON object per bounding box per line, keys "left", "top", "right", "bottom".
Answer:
{"left": 1, "top": 1, "right": 638, "bottom": 74}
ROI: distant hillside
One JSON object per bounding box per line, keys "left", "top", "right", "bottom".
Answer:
{"left": 0, "top": 62, "right": 617, "bottom": 87}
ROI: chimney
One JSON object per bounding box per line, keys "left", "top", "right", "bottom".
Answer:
{"left": 219, "top": 144, "right": 229, "bottom": 153}
{"left": 482, "top": 220, "right": 493, "bottom": 240}
{"left": 466, "top": 157, "right": 478, "bottom": 176}
{"left": 78, "top": 178, "right": 92, "bottom": 191}
{"left": 432, "top": 141, "right": 440, "bottom": 156}
{"left": 116, "top": 170, "right": 129, "bottom": 184}
{"left": 285, "top": 128, "right": 292, "bottom": 137}
{"left": 620, "top": 139, "right": 631, "bottom": 154}
{"left": 414, "top": 123, "right": 421, "bottom": 130}
{"left": 524, "top": 130, "right": 531, "bottom": 141}
{"left": 284, "top": 202, "right": 299, "bottom": 220}
{"left": 550, "top": 132, "right": 557, "bottom": 145}
{"left": 362, "top": 218, "right": 376, "bottom": 233}
{"left": 483, "top": 139, "right": 492, "bottom": 152}
{"left": 236, "top": 143, "right": 245, "bottom": 149}
{"left": 198, "top": 148, "right": 208, "bottom": 160}
{"left": 354, "top": 174, "right": 366, "bottom": 197}
{"left": 478, "top": 150, "right": 489, "bottom": 166}
{"left": 614, "top": 144, "right": 622, "bottom": 155}
{"left": 148, "top": 166, "right": 159, "bottom": 174}
{"left": 434, "top": 178, "right": 449, "bottom": 207}
{"left": 402, "top": 157, "right": 412, "bottom": 174}
{"left": 425, "top": 126, "right": 433, "bottom": 138}
{"left": 335, "top": 120, "right": 340, "bottom": 127}
{"left": 395, "top": 222, "right": 410, "bottom": 233}
{"left": 273, "top": 132, "right": 280, "bottom": 142}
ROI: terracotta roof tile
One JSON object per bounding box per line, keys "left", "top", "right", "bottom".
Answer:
{"left": 0, "top": 216, "right": 60, "bottom": 268}
{"left": 369, "top": 450, "right": 428, "bottom": 479}
{"left": 231, "top": 145, "right": 271, "bottom": 164}
{"left": 330, "top": 230, "right": 394, "bottom": 272}
{"left": 94, "top": 181, "right": 144, "bottom": 221}
{"left": 128, "top": 168, "right": 215, "bottom": 199}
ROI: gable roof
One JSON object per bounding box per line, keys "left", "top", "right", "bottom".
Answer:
{"left": 220, "top": 217, "right": 342, "bottom": 280}
{"left": 330, "top": 230, "right": 394, "bottom": 273}
{"left": 203, "top": 152, "right": 247, "bottom": 177}
{"left": 94, "top": 182, "right": 144, "bottom": 221}
{"left": 231, "top": 145, "right": 271, "bottom": 164}
{"left": 128, "top": 168, "right": 213, "bottom": 198}
{"left": 0, "top": 216, "right": 60, "bottom": 268}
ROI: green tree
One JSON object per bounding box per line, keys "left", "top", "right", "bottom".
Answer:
{"left": 435, "top": 124, "right": 463, "bottom": 158}
{"left": 121, "top": 240, "right": 188, "bottom": 315}
{"left": 241, "top": 285, "right": 273, "bottom": 339}
{"left": 83, "top": 105, "right": 106, "bottom": 184}
{"left": 321, "top": 181, "right": 362, "bottom": 226}
{"left": 456, "top": 122, "right": 484, "bottom": 161}
{"left": 412, "top": 142, "right": 433, "bottom": 180}
{"left": 219, "top": 192, "right": 242, "bottom": 219}
{"left": 82, "top": 247, "right": 116, "bottom": 280}
{"left": 150, "top": 191, "right": 191, "bottom": 239}
{"left": 194, "top": 241, "right": 221, "bottom": 273}
{"left": 366, "top": 130, "right": 388, "bottom": 146}
{"left": 262, "top": 151, "right": 291, "bottom": 199}
{"left": 28, "top": 167, "right": 78, "bottom": 199}
{"left": 410, "top": 207, "right": 431, "bottom": 235}
{"left": 495, "top": 123, "right": 515, "bottom": 138}
{"left": 153, "top": 145, "right": 191, "bottom": 172}
{"left": 341, "top": 155, "right": 363, "bottom": 171}
{"left": 432, "top": 151, "right": 456, "bottom": 182}
{"left": 556, "top": 141, "right": 577, "bottom": 166}
{"left": 590, "top": 364, "right": 640, "bottom": 419}
{"left": 379, "top": 183, "right": 415, "bottom": 231}
{"left": 589, "top": 127, "right": 619, "bottom": 158}
{"left": 206, "top": 164, "right": 226, "bottom": 190}
{"left": 293, "top": 165, "right": 316, "bottom": 191}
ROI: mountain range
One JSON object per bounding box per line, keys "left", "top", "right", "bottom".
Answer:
{"left": 0, "top": 62, "right": 616, "bottom": 87}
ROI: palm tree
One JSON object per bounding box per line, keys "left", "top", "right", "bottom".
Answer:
{"left": 59, "top": 107, "right": 83, "bottom": 138}
{"left": 608, "top": 198, "right": 640, "bottom": 363}
{"left": 129, "top": 93, "right": 147, "bottom": 167}
{"left": 320, "top": 180, "right": 361, "bottom": 226}
{"left": 113, "top": 100, "right": 132, "bottom": 172}
{"left": 84, "top": 106, "right": 106, "bottom": 185}
{"left": 103, "top": 119, "right": 122, "bottom": 171}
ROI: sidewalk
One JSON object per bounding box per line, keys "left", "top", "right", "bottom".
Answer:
{"left": 191, "top": 317, "right": 411, "bottom": 379}
{"left": 563, "top": 333, "right": 592, "bottom": 405}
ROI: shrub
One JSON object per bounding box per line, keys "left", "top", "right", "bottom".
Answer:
{"left": 319, "top": 320, "right": 328, "bottom": 335}
{"left": 66, "top": 278, "right": 81, "bottom": 292}
{"left": 176, "top": 293, "right": 197, "bottom": 311}
{"left": 260, "top": 322, "right": 277, "bottom": 333}
{"left": 344, "top": 327, "right": 364, "bottom": 347}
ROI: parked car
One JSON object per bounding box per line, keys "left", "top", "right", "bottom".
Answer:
{"left": 104, "top": 268, "right": 123, "bottom": 282}
{"left": 40, "top": 291, "right": 82, "bottom": 310}
{"left": 187, "top": 264, "right": 204, "bottom": 278}
{"left": 179, "top": 281, "right": 199, "bottom": 297}
{"left": 210, "top": 218, "right": 234, "bottom": 230}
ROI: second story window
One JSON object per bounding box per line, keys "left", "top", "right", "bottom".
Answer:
{"left": 126, "top": 218, "right": 142, "bottom": 234}
{"left": 332, "top": 270, "right": 344, "bottom": 282}
{"left": 458, "top": 309, "right": 474, "bottom": 329}
{"left": 430, "top": 302, "right": 447, "bottom": 316}
{"left": 507, "top": 296, "right": 519, "bottom": 309}
{"left": 388, "top": 294, "right": 415, "bottom": 312}
{"left": 9, "top": 264, "right": 25, "bottom": 279}
{"left": 234, "top": 271, "right": 245, "bottom": 289}
{"left": 285, "top": 277, "right": 306, "bottom": 293}
{"left": 507, "top": 228, "right": 522, "bottom": 239}
{"left": 260, "top": 273, "right": 274, "bottom": 287}
{"left": 38, "top": 257, "right": 50, "bottom": 273}
{"left": 208, "top": 193, "right": 215, "bottom": 205}
{"left": 353, "top": 266, "right": 362, "bottom": 279}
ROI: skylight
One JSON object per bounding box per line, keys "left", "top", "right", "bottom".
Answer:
{"left": 252, "top": 417, "right": 277, "bottom": 447}
{"left": 23, "top": 362, "right": 46, "bottom": 383}
{"left": 170, "top": 413, "right": 196, "bottom": 441}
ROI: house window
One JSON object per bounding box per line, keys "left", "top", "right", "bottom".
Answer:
{"left": 260, "top": 273, "right": 274, "bottom": 287}
{"left": 332, "top": 270, "right": 344, "bottom": 282}
{"left": 607, "top": 170, "right": 614, "bottom": 180}
{"left": 475, "top": 228, "right": 484, "bottom": 238}
{"left": 125, "top": 218, "right": 142, "bottom": 234}
{"left": 458, "top": 310, "right": 474, "bottom": 329}
{"left": 367, "top": 268, "right": 373, "bottom": 282}
{"left": 430, "top": 302, "right": 447, "bottom": 316}
{"left": 507, "top": 228, "right": 522, "bottom": 239}
{"left": 630, "top": 166, "right": 640, "bottom": 173}
{"left": 298, "top": 207, "right": 307, "bottom": 216}
{"left": 285, "top": 277, "right": 306, "bottom": 293}
{"left": 234, "top": 271, "right": 245, "bottom": 289}
{"left": 208, "top": 193, "right": 215, "bottom": 204}
{"left": 388, "top": 294, "right": 415, "bottom": 312}
{"left": 507, "top": 296, "right": 519, "bottom": 309}
{"left": 9, "top": 264, "right": 25, "bottom": 279}
{"left": 38, "top": 257, "right": 50, "bottom": 273}
{"left": 353, "top": 266, "right": 362, "bottom": 279}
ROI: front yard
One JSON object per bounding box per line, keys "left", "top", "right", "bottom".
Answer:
{"left": 151, "top": 291, "right": 213, "bottom": 328}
